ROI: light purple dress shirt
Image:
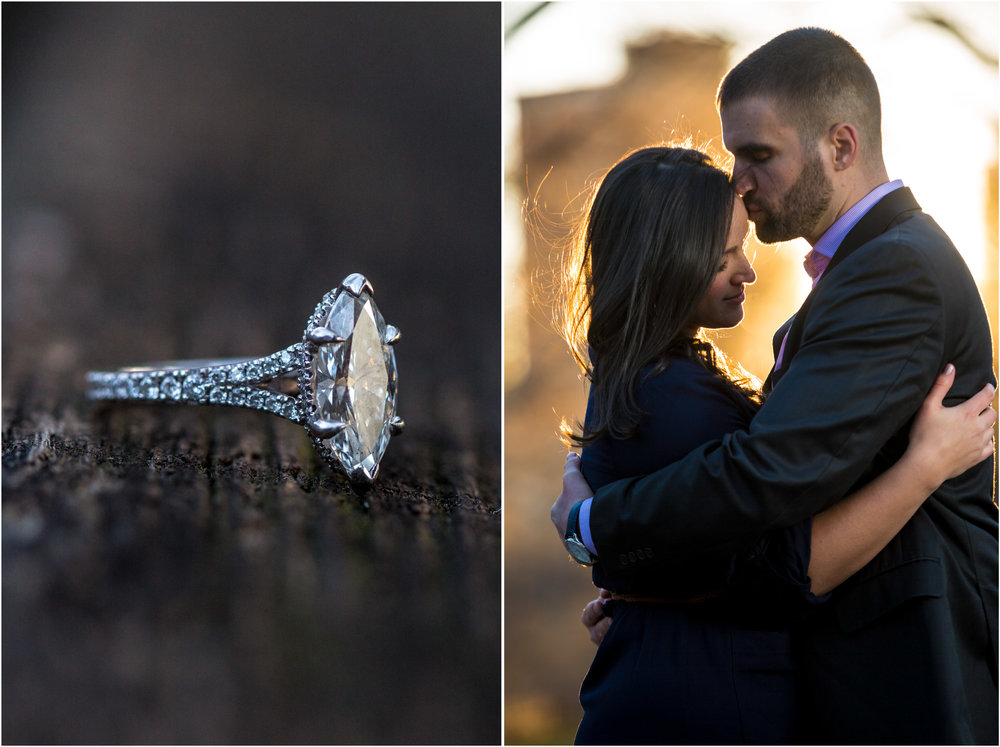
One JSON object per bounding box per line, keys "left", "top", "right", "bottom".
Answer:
{"left": 577, "top": 180, "right": 905, "bottom": 557}
{"left": 811, "top": 179, "right": 904, "bottom": 264}
{"left": 774, "top": 180, "right": 903, "bottom": 369}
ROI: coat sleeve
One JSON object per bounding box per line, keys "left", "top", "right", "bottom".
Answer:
{"left": 589, "top": 233, "right": 947, "bottom": 574}
{"left": 725, "top": 516, "right": 830, "bottom": 626}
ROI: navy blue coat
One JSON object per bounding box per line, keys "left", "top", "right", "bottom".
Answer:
{"left": 587, "top": 189, "right": 998, "bottom": 744}
{"left": 577, "top": 357, "right": 820, "bottom": 744}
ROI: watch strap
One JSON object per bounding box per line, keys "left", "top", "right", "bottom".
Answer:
{"left": 565, "top": 500, "right": 583, "bottom": 541}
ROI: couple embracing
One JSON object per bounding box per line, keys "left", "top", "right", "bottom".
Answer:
{"left": 548, "top": 28, "right": 998, "bottom": 745}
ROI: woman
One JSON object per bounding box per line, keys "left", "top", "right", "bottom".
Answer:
{"left": 557, "top": 146, "right": 995, "bottom": 744}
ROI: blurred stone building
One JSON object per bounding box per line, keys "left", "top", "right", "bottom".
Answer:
{"left": 508, "top": 32, "right": 805, "bottom": 406}
{"left": 504, "top": 32, "right": 790, "bottom": 744}
{"left": 504, "top": 28, "right": 999, "bottom": 745}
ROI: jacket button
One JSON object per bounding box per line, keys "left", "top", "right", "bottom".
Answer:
{"left": 636, "top": 549, "right": 646, "bottom": 561}
{"left": 645, "top": 547, "right": 654, "bottom": 559}
{"left": 628, "top": 551, "right": 637, "bottom": 564}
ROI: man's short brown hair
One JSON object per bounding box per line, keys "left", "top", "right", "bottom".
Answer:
{"left": 718, "top": 28, "right": 883, "bottom": 158}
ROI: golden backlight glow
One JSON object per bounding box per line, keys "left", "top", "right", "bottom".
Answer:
{"left": 504, "top": 3, "right": 998, "bottom": 744}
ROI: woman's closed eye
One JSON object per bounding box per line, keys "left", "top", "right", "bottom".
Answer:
{"left": 718, "top": 246, "right": 740, "bottom": 272}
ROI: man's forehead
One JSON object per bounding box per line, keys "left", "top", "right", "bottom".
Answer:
{"left": 721, "top": 96, "right": 797, "bottom": 149}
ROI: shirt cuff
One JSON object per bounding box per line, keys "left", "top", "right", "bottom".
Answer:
{"left": 579, "top": 497, "right": 598, "bottom": 555}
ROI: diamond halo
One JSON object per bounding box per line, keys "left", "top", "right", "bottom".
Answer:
{"left": 300, "top": 273, "right": 403, "bottom": 483}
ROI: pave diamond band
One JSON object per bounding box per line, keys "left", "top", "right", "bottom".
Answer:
{"left": 85, "top": 346, "right": 306, "bottom": 422}
{"left": 86, "top": 274, "right": 403, "bottom": 484}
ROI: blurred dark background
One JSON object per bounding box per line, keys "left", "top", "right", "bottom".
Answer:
{"left": 2, "top": 3, "right": 500, "bottom": 743}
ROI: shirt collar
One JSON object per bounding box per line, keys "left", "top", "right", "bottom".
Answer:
{"left": 812, "top": 179, "right": 904, "bottom": 259}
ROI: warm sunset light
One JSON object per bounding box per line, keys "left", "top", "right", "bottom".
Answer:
{"left": 504, "top": 3, "right": 997, "bottom": 743}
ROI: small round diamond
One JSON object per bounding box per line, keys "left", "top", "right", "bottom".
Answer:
{"left": 161, "top": 375, "right": 182, "bottom": 400}
{"left": 183, "top": 373, "right": 206, "bottom": 400}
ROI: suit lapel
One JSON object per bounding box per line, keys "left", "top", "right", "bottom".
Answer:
{"left": 817, "top": 187, "right": 921, "bottom": 283}
{"left": 763, "top": 315, "right": 795, "bottom": 392}
{"left": 764, "top": 188, "right": 922, "bottom": 392}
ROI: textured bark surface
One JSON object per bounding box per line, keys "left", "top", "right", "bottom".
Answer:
{"left": 3, "top": 5, "right": 500, "bottom": 743}
{"left": 3, "top": 370, "right": 499, "bottom": 744}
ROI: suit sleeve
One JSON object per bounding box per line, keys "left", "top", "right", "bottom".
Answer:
{"left": 589, "top": 233, "right": 946, "bottom": 573}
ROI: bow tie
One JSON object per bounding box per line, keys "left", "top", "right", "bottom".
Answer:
{"left": 803, "top": 249, "right": 831, "bottom": 286}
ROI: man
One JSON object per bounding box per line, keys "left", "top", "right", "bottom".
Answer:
{"left": 551, "top": 28, "right": 997, "bottom": 744}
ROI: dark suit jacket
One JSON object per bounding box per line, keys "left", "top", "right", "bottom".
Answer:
{"left": 588, "top": 188, "right": 998, "bottom": 743}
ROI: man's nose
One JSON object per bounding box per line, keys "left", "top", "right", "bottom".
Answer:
{"left": 731, "top": 163, "right": 754, "bottom": 197}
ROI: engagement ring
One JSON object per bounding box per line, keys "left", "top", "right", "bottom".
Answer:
{"left": 86, "top": 273, "right": 404, "bottom": 484}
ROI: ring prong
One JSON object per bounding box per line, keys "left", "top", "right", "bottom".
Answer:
{"left": 383, "top": 324, "right": 401, "bottom": 345}
{"left": 389, "top": 416, "right": 405, "bottom": 436}
{"left": 307, "top": 327, "right": 344, "bottom": 345}
{"left": 342, "top": 273, "right": 374, "bottom": 297}
{"left": 309, "top": 418, "right": 348, "bottom": 439}
{"left": 349, "top": 464, "right": 376, "bottom": 485}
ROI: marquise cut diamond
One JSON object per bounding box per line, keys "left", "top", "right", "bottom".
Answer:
{"left": 310, "top": 287, "right": 398, "bottom": 481}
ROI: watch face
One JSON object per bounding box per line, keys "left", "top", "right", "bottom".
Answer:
{"left": 564, "top": 537, "right": 595, "bottom": 566}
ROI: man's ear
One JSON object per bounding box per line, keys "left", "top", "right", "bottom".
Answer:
{"left": 828, "top": 122, "right": 859, "bottom": 171}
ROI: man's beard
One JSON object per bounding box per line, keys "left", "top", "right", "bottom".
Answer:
{"left": 750, "top": 152, "right": 833, "bottom": 244}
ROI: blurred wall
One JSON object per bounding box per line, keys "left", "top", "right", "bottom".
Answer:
{"left": 504, "top": 16, "right": 998, "bottom": 744}
{"left": 504, "top": 31, "right": 806, "bottom": 743}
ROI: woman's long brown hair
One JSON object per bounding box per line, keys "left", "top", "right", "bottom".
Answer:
{"left": 558, "top": 146, "right": 761, "bottom": 447}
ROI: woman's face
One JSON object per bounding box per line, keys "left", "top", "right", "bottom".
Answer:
{"left": 683, "top": 197, "right": 755, "bottom": 334}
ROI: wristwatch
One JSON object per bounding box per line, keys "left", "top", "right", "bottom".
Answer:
{"left": 563, "top": 500, "right": 598, "bottom": 566}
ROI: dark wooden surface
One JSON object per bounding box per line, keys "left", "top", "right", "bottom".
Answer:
{"left": 2, "top": 5, "right": 500, "bottom": 743}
